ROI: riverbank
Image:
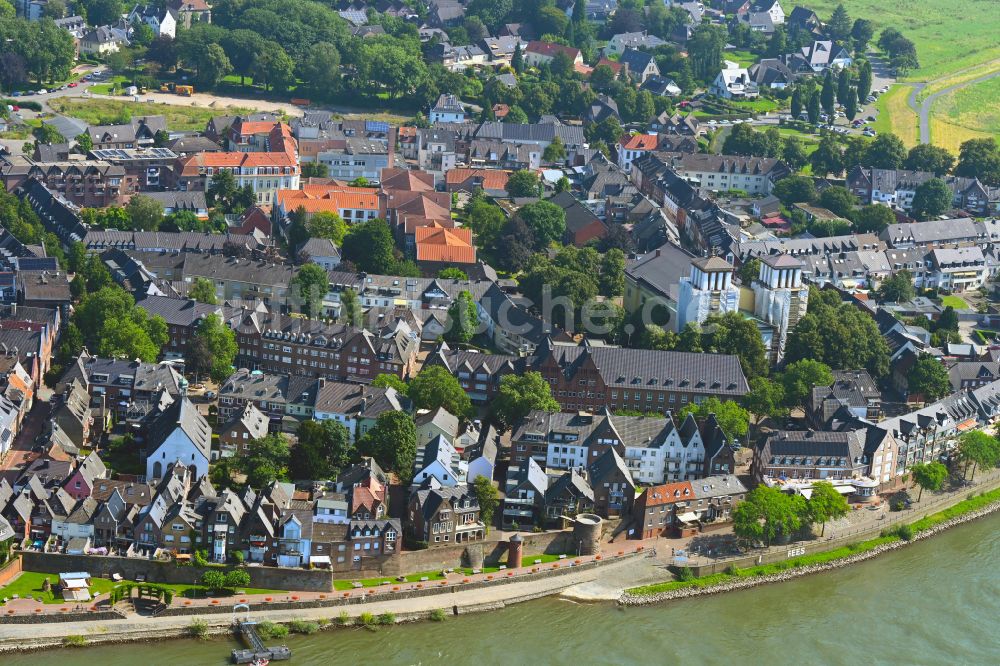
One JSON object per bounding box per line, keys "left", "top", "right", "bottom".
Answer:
{"left": 620, "top": 481, "right": 1000, "bottom": 606}
{"left": 0, "top": 551, "right": 659, "bottom": 653}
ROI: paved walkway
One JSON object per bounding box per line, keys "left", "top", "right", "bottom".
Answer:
{"left": 903, "top": 60, "right": 1000, "bottom": 144}
{"left": 0, "top": 554, "right": 649, "bottom": 645}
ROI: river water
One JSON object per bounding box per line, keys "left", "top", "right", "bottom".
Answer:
{"left": 7, "top": 512, "right": 1000, "bottom": 665}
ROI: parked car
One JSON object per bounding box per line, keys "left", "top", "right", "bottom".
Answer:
{"left": 37, "top": 89, "right": 47, "bottom": 94}
{"left": 68, "top": 82, "right": 78, "bottom": 88}
{"left": 205, "top": 390, "right": 217, "bottom": 400}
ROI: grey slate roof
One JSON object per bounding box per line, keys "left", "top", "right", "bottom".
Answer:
{"left": 145, "top": 397, "right": 212, "bottom": 460}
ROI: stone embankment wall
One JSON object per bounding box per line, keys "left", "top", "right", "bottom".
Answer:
{"left": 19, "top": 552, "right": 333, "bottom": 592}
{"left": 619, "top": 496, "right": 1000, "bottom": 606}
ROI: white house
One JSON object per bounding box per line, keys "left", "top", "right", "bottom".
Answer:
{"left": 429, "top": 94, "right": 467, "bottom": 124}
{"left": 466, "top": 425, "right": 499, "bottom": 485}
{"left": 80, "top": 26, "right": 131, "bottom": 56}
{"left": 144, "top": 398, "right": 211, "bottom": 481}
{"left": 711, "top": 61, "right": 759, "bottom": 99}
{"left": 411, "top": 435, "right": 467, "bottom": 488}
{"left": 277, "top": 513, "right": 310, "bottom": 567}
{"left": 128, "top": 5, "right": 177, "bottom": 39}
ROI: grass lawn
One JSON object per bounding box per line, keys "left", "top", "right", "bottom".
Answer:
{"left": 725, "top": 50, "right": 758, "bottom": 67}
{"left": 940, "top": 295, "right": 970, "bottom": 310}
{"left": 799, "top": 1, "right": 1000, "bottom": 81}
{"left": 928, "top": 75, "right": 1000, "bottom": 152}
{"left": 0, "top": 572, "right": 117, "bottom": 604}
{"left": 0, "top": 572, "right": 284, "bottom": 604}
{"left": 88, "top": 76, "right": 130, "bottom": 96}
{"left": 48, "top": 98, "right": 256, "bottom": 131}
{"left": 872, "top": 85, "right": 918, "bottom": 147}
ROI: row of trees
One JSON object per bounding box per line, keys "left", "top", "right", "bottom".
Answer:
{"left": 733, "top": 482, "right": 849, "bottom": 544}
{"left": 0, "top": 13, "right": 75, "bottom": 88}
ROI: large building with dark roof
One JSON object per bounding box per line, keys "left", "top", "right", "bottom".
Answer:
{"left": 534, "top": 338, "right": 749, "bottom": 414}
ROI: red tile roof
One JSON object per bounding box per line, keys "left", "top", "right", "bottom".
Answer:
{"left": 526, "top": 41, "right": 581, "bottom": 60}
{"left": 415, "top": 227, "right": 476, "bottom": 264}
{"left": 445, "top": 168, "right": 510, "bottom": 192}
{"left": 620, "top": 134, "right": 659, "bottom": 151}
{"left": 641, "top": 482, "right": 695, "bottom": 507}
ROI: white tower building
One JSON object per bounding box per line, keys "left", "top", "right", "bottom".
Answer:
{"left": 752, "top": 253, "right": 809, "bottom": 363}
{"left": 676, "top": 256, "right": 741, "bottom": 332}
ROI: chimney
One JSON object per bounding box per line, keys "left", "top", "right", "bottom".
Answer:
{"left": 655, "top": 249, "right": 661, "bottom": 258}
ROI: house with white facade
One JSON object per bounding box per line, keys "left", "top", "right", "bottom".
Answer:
{"left": 411, "top": 435, "right": 467, "bottom": 488}
{"left": 429, "top": 94, "right": 468, "bottom": 124}
{"left": 128, "top": 5, "right": 177, "bottom": 39}
{"left": 144, "top": 397, "right": 211, "bottom": 481}
{"left": 711, "top": 61, "right": 759, "bottom": 99}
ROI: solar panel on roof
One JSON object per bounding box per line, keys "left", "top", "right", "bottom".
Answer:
{"left": 365, "top": 120, "right": 389, "bottom": 134}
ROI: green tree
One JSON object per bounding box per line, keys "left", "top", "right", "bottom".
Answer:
{"left": 507, "top": 170, "right": 542, "bottom": 197}
{"left": 818, "top": 186, "right": 857, "bottom": 219}
{"left": 827, "top": 4, "right": 852, "bottom": 41}
{"left": 678, "top": 322, "right": 703, "bottom": 353}
{"left": 907, "top": 354, "right": 952, "bottom": 402}
{"left": 733, "top": 486, "right": 808, "bottom": 546}
{"left": 291, "top": 263, "right": 330, "bottom": 319}
{"left": 290, "top": 419, "right": 354, "bottom": 480}
{"left": 807, "top": 480, "right": 849, "bottom": 535}
{"left": 852, "top": 20, "right": 875, "bottom": 52}
{"left": 867, "top": 133, "right": 908, "bottom": 169}
{"left": 909, "top": 461, "right": 948, "bottom": 501}
{"left": 194, "top": 314, "right": 238, "bottom": 383}
{"left": 224, "top": 569, "right": 251, "bottom": 589}
{"left": 781, "top": 359, "right": 834, "bottom": 408}
{"left": 359, "top": 411, "right": 418, "bottom": 484}
{"left": 955, "top": 138, "right": 1000, "bottom": 186}
{"left": 466, "top": 197, "right": 507, "bottom": 254}
{"left": 957, "top": 430, "right": 1000, "bottom": 480}
{"left": 820, "top": 71, "right": 836, "bottom": 118}
{"left": 188, "top": 277, "right": 217, "bottom": 305}
{"left": 853, "top": 205, "right": 896, "bottom": 234}
{"left": 678, "top": 397, "right": 749, "bottom": 439}
{"left": 875, "top": 269, "right": 915, "bottom": 303}
{"left": 638, "top": 324, "right": 679, "bottom": 351}
{"left": 490, "top": 371, "right": 559, "bottom": 432}
{"left": 444, "top": 290, "right": 479, "bottom": 344}
{"left": 742, "top": 376, "right": 788, "bottom": 439}
{"left": 738, "top": 258, "right": 761, "bottom": 286}
{"left": 810, "top": 132, "right": 844, "bottom": 176}
{"left": 844, "top": 86, "right": 858, "bottom": 121}
{"left": 341, "top": 220, "right": 397, "bottom": 274}
{"left": 856, "top": 59, "right": 873, "bottom": 101}
{"left": 125, "top": 194, "right": 163, "bottom": 232}
{"left": 253, "top": 43, "right": 295, "bottom": 92}
{"left": 905, "top": 144, "right": 954, "bottom": 175}
{"left": 338, "top": 288, "right": 363, "bottom": 327}
{"left": 786, "top": 288, "right": 890, "bottom": 377}
{"left": 206, "top": 169, "right": 239, "bottom": 211}
{"left": 438, "top": 268, "right": 468, "bottom": 280}
{"left": 703, "top": 311, "right": 769, "bottom": 379}
{"left": 910, "top": 177, "right": 953, "bottom": 220}
{"left": 790, "top": 86, "right": 803, "bottom": 119}
{"left": 372, "top": 373, "right": 408, "bottom": 394}
{"left": 74, "top": 132, "right": 93, "bottom": 153}
{"left": 517, "top": 200, "right": 566, "bottom": 250}
{"left": 806, "top": 88, "right": 821, "bottom": 124}
{"left": 687, "top": 23, "right": 726, "bottom": 82}
{"left": 781, "top": 136, "right": 809, "bottom": 172}
{"left": 471, "top": 475, "right": 499, "bottom": 532}
{"left": 773, "top": 176, "right": 817, "bottom": 205}
{"left": 306, "top": 211, "right": 347, "bottom": 244}
{"left": 192, "top": 42, "right": 232, "bottom": 88}
{"left": 201, "top": 570, "right": 226, "bottom": 591}
{"left": 542, "top": 136, "right": 566, "bottom": 163}
{"left": 240, "top": 434, "right": 290, "bottom": 487}
{"left": 407, "top": 366, "right": 472, "bottom": 417}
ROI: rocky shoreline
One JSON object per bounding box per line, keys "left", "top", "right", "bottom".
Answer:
{"left": 619, "top": 496, "right": 1000, "bottom": 606}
